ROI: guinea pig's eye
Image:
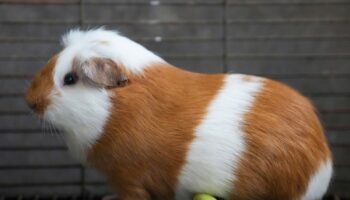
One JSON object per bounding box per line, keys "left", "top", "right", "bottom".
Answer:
{"left": 63, "top": 72, "right": 78, "bottom": 86}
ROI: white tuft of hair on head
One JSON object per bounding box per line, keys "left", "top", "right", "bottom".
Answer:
{"left": 59, "top": 27, "right": 165, "bottom": 74}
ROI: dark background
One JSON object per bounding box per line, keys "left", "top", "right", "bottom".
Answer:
{"left": 0, "top": 0, "right": 349, "bottom": 197}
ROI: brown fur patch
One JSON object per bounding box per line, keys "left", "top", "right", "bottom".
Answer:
{"left": 87, "top": 64, "right": 225, "bottom": 200}
{"left": 26, "top": 55, "right": 58, "bottom": 114}
{"left": 74, "top": 57, "right": 130, "bottom": 88}
{"left": 233, "top": 79, "right": 332, "bottom": 200}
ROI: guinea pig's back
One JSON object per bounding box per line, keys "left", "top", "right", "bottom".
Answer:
{"left": 176, "top": 74, "right": 332, "bottom": 200}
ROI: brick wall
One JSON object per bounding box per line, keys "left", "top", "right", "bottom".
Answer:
{"left": 0, "top": 0, "right": 349, "bottom": 196}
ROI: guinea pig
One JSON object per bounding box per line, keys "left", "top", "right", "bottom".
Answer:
{"left": 26, "top": 28, "right": 333, "bottom": 200}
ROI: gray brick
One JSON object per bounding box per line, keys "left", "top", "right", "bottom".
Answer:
{"left": 0, "top": 24, "right": 78, "bottom": 39}
{"left": 0, "top": 150, "right": 77, "bottom": 166}
{"left": 0, "top": 168, "right": 80, "bottom": 184}
{"left": 321, "top": 112, "right": 350, "bottom": 129}
{"left": 142, "top": 40, "right": 223, "bottom": 56}
{"left": 0, "top": 115, "right": 41, "bottom": 130}
{"left": 329, "top": 182, "right": 350, "bottom": 196}
{"left": 276, "top": 77, "right": 350, "bottom": 94}
{"left": 0, "top": 185, "right": 80, "bottom": 195}
{"left": 0, "top": 5, "right": 79, "bottom": 22}
{"left": 332, "top": 146, "right": 350, "bottom": 165}
{"left": 0, "top": 97, "right": 29, "bottom": 112}
{"left": 0, "top": 23, "right": 222, "bottom": 39}
{"left": 106, "top": 24, "right": 223, "bottom": 38}
{"left": 227, "top": 58, "right": 350, "bottom": 75}
{"left": 227, "top": 39, "right": 350, "bottom": 55}
{"left": 227, "top": 23, "right": 350, "bottom": 37}
{"left": 312, "top": 96, "right": 350, "bottom": 111}
{"left": 0, "top": 42, "right": 60, "bottom": 58}
{"left": 85, "top": 185, "right": 112, "bottom": 195}
{"left": 326, "top": 131, "right": 350, "bottom": 146}
{"left": 0, "top": 133, "right": 65, "bottom": 147}
{"left": 83, "top": 5, "right": 222, "bottom": 22}
{"left": 0, "top": 61, "right": 46, "bottom": 76}
{"left": 227, "top": 4, "right": 350, "bottom": 20}
{"left": 0, "top": 79, "right": 29, "bottom": 94}
{"left": 333, "top": 166, "right": 350, "bottom": 182}
{"left": 167, "top": 58, "right": 224, "bottom": 73}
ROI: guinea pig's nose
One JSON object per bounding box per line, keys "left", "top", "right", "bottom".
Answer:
{"left": 25, "top": 93, "right": 46, "bottom": 114}
{"left": 28, "top": 101, "right": 39, "bottom": 111}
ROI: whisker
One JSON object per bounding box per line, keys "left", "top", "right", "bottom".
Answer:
{"left": 54, "top": 126, "right": 62, "bottom": 138}
{"left": 46, "top": 118, "right": 62, "bottom": 138}
{"left": 50, "top": 121, "right": 58, "bottom": 137}
{"left": 48, "top": 120, "right": 53, "bottom": 136}
{"left": 53, "top": 124, "right": 64, "bottom": 141}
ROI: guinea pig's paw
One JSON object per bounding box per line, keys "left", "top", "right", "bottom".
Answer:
{"left": 102, "top": 194, "right": 119, "bottom": 200}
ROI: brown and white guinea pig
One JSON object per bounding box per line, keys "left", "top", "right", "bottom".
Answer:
{"left": 26, "top": 28, "right": 333, "bottom": 200}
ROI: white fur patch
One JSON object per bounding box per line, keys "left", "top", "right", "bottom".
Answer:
{"left": 175, "top": 75, "right": 263, "bottom": 200}
{"left": 301, "top": 159, "right": 333, "bottom": 200}
{"left": 45, "top": 85, "right": 111, "bottom": 163}
{"left": 61, "top": 28, "right": 165, "bottom": 74}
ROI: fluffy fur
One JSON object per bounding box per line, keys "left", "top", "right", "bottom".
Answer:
{"left": 45, "top": 85, "right": 111, "bottom": 163}
{"left": 176, "top": 75, "right": 263, "bottom": 199}
{"left": 61, "top": 28, "right": 165, "bottom": 74}
{"left": 26, "top": 28, "right": 333, "bottom": 200}
{"left": 233, "top": 79, "right": 333, "bottom": 200}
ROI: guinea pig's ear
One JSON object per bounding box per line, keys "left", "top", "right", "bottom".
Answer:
{"left": 78, "top": 57, "right": 129, "bottom": 88}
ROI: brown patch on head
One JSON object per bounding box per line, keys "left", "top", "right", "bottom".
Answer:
{"left": 233, "top": 79, "right": 332, "bottom": 200}
{"left": 87, "top": 65, "right": 225, "bottom": 199}
{"left": 74, "top": 57, "right": 129, "bottom": 88}
{"left": 26, "top": 54, "right": 58, "bottom": 114}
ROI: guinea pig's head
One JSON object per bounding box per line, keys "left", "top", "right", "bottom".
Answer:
{"left": 25, "top": 28, "right": 164, "bottom": 161}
